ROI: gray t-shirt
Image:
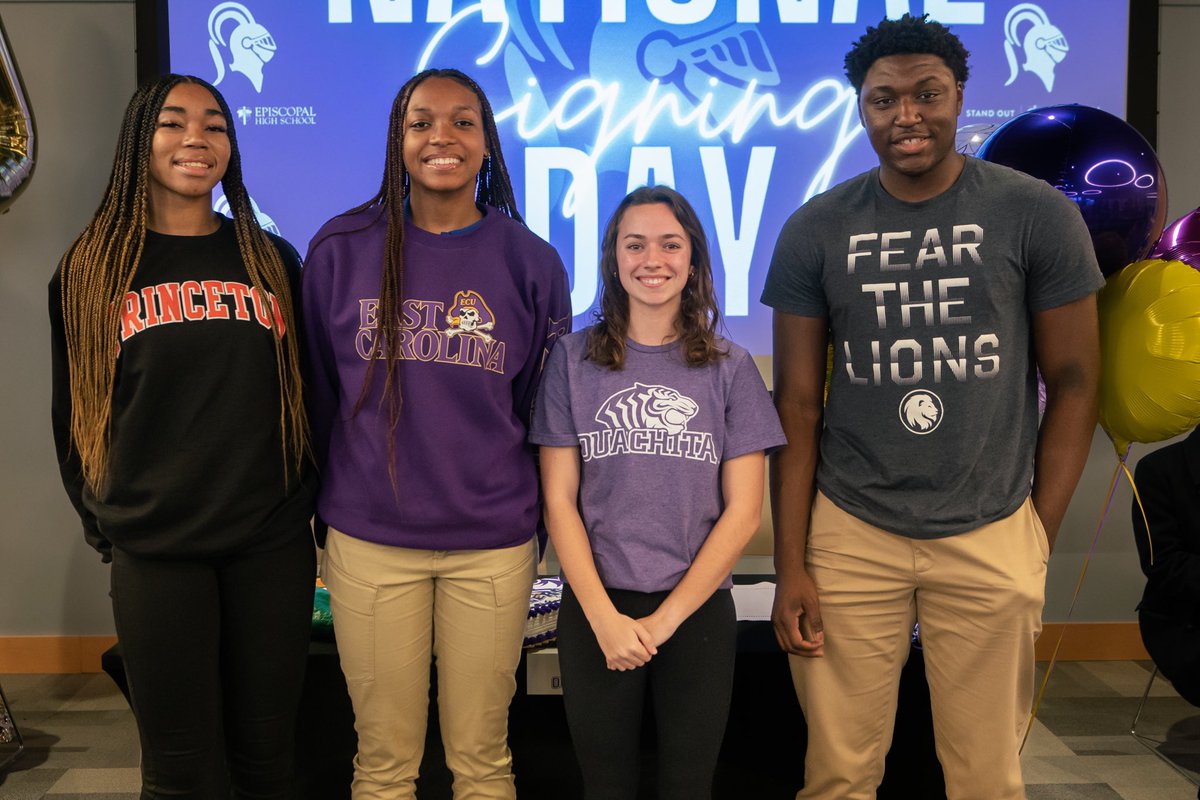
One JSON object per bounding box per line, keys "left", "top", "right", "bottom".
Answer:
{"left": 530, "top": 331, "right": 788, "bottom": 592}
{"left": 761, "top": 158, "right": 1104, "bottom": 538}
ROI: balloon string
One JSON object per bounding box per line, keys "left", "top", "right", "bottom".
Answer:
{"left": 1119, "top": 458, "right": 1153, "bottom": 565}
{"left": 1021, "top": 455, "right": 1125, "bottom": 753}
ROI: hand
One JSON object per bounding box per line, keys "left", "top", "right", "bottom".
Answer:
{"left": 593, "top": 612, "right": 657, "bottom": 671}
{"left": 772, "top": 569, "right": 824, "bottom": 657}
{"left": 1032, "top": 503, "right": 1060, "bottom": 555}
{"left": 636, "top": 611, "right": 680, "bottom": 649}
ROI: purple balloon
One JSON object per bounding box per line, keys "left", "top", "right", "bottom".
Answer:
{"left": 976, "top": 104, "right": 1167, "bottom": 277}
{"left": 955, "top": 122, "right": 1001, "bottom": 157}
{"left": 1154, "top": 243, "right": 1200, "bottom": 271}
{"left": 1149, "top": 207, "right": 1200, "bottom": 269}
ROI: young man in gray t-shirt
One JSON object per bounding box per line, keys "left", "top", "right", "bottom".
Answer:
{"left": 760, "top": 14, "right": 1103, "bottom": 798}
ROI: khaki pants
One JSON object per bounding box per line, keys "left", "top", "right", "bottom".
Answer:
{"left": 792, "top": 493, "right": 1048, "bottom": 800}
{"left": 323, "top": 528, "right": 537, "bottom": 800}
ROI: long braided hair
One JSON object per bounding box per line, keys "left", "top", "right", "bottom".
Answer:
{"left": 58, "top": 74, "right": 307, "bottom": 493}
{"left": 587, "top": 186, "right": 726, "bottom": 370}
{"left": 348, "top": 68, "right": 521, "bottom": 483}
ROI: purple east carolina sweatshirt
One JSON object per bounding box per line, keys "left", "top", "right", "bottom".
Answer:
{"left": 302, "top": 205, "right": 571, "bottom": 550}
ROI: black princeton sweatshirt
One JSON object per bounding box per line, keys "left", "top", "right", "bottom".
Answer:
{"left": 50, "top": 217, "right": 315, "bottom": 562}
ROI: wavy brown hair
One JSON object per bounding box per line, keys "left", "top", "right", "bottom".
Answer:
{"left": 57, "top": 74, "right": 306, "bottom": 492}
{"left": 587, "top": 186, "right": 726, "bottom": 370}
{"left": 347, "top": 68, "right": 521, "bottom": 483}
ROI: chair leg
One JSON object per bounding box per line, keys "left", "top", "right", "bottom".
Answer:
{"left": 0, "top": 679, "right": 24, "bottom": 773}
{"left": 1131, "top": 664, "right": 1200, "bottom": 787}
{"left": 1131, "top": 664, "right": 1159, "bottom": 739}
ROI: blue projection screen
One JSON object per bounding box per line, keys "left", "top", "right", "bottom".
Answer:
{"left": 166, "top": 1, "right": 1129, "bottom": 354}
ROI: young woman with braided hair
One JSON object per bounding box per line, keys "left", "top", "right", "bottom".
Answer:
{"left": 302, "top": 68, "right": 570, "bottom": 798}
{"left": 50, "top": 74, "right": 316, "bottom": 798}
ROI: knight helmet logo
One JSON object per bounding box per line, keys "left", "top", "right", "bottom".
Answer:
{"left": 1003, "top": 3, "right": 1068, "bottom": 92}
{"left": 208, "top": 2, "right": 276, "bottom": 94}
{"left": 213, "top": 194, "right": 280, "bottom": 236}
{"left": 899, "top": 390, "right": 943, "bottom": 435}
{"left": 637, "top": 22, "right": 780, "bottom": 125}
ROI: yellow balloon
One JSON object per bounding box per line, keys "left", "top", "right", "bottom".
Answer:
{"left": 1098, "top": 259, "right": 1200, "bottom": 454}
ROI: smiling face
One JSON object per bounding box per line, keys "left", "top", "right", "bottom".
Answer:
{"left": 859, "top": 53, "right": 964, "bottom": 202}
{"left": 616, "top": 202, "right": 693, "bottom": 321}
{"left": 147, "top": 82, "right": 230, "bottom": 214}
{"left": 402, "top": 76, "right": 487, "bottom": 210}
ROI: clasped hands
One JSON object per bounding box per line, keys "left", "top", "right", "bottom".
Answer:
{"left": 594, "top": 611, "right": 678, "bottom": 671}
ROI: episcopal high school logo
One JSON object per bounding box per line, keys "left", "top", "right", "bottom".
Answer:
{"left": 899, "top": 390, "right": 943, "bottom": 435}
{"left": 579, "top": 383, "right": 718, "bottom": 464}
{"left": 208, "top": 2, "right": 276, "bottom": 93}
{"left": 1003, "top": 3, "right": 1068, "bottom": 92}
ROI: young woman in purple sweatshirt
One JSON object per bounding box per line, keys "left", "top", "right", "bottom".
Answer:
{"left": 301, "top": 68, "right": 571, "bottom": 799}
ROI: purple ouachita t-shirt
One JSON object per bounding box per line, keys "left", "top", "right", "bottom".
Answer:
{"left": 302, "top": 205, "right": 572, "bottom": 550}
{"left": 530, "top": 330, "right": 787, "bottom": 593}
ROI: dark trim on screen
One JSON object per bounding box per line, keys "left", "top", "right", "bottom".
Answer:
{"left": 1126, "top": 0, "right": 1158, "bottom": 147}
{"left": 135, "top": 0, "right": 169, "bottom": 84}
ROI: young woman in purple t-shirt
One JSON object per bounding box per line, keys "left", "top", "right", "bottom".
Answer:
{"left": 531, "top": 186, "right": 786, "bottom": 798}
{"left": 302, "top": 69, "right": 570, "bottom": 798}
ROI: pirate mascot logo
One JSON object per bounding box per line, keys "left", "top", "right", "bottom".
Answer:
{"left": 445, "top": 290, "right": 497, "bottom": 344}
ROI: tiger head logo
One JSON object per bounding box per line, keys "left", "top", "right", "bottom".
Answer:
{"left": 596, "top": 383, "right": 699, "bottom": 435}
{"left": 899, "top": 390, "right": 943, "bottom": 435}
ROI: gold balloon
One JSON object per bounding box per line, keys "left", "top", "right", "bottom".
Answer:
{"left": 0, "top": 14, "right": 36, "bottom": 214}
{"left": 1098, "top": 258, "right": 1200, "bottom": 454}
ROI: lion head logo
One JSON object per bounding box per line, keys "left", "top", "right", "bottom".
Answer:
{"left": 899, "top": 390, "right": 943, "bottom": 435}
{"left": 596, "top": 383, "right": 699, "bottom": 435}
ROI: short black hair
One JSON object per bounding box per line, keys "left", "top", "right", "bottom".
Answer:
{"left": 844, "top": 14, "right": 970, "bottom": 92}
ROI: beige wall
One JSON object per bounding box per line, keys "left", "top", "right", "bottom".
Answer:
{"left": 0, "top": 2, "right": 137, "bottom": 635}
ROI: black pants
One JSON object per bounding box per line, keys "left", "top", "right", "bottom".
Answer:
{"left": 110, "top": 532, "right": 315, "bottom": 800}
{"left": 557, "top": 585, "right": 736, "bottom": 800}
